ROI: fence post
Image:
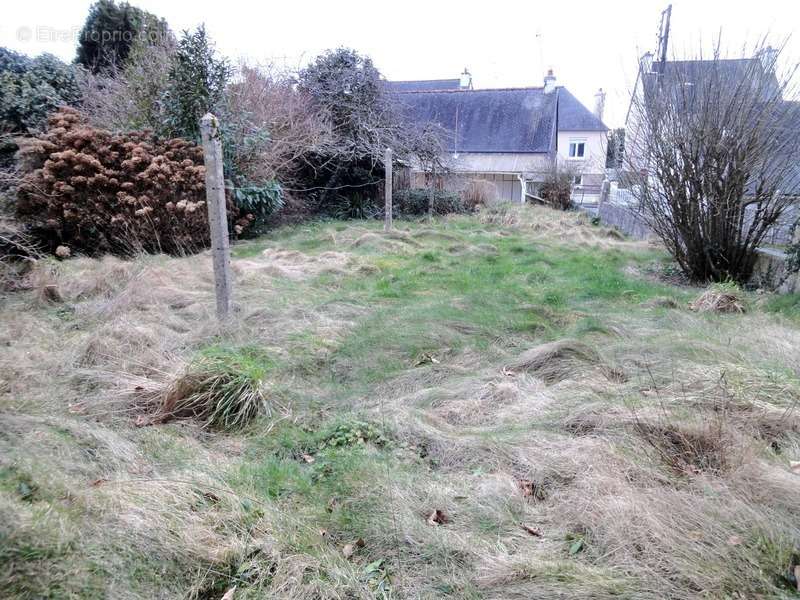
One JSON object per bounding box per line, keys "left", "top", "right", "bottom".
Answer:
{"left": 200, "top": 113, "right": 233, "bottom": 321}
{"left": 428, "top": 166, "right": 435, "bottom": 222}
{"left": 384, "top": 147, "right": 393, "bottom": 232}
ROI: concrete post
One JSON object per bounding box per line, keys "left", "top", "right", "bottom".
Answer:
{"left": 600, "top": 179, "right": 610, "bottom": 205}
{"left": 384, "top": 148, "right": 393, "bottom": 232}
{"left": 199, "top": 113, "right": 233, "bottom": 321}
{"left": 428, "top": 166, "right": 435, "bottom": 222}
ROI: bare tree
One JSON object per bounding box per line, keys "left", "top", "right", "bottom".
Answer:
{"left": 222, "top": 63, "right": 332, "bottom": 186}
{"left": 625, "top": 42, "right": 800, "bottom": 283}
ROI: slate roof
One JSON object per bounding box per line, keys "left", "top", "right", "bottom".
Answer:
{"left": 557, "top": 87, "right": 608, "bottom": 131}
{"left": 384, "top": 79, "right": 461, "bottom": 92}
{"left": 646, "top": 58, "right": 781, "bottom": 100}
{"left": 393, "top": 86, "right": 606, "bottom": 154}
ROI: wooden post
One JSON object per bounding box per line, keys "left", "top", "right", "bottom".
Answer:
{"left": 384, "top": 147, "right": 393, "bottom": 232}
{"left": 200, "top": 113, "right": 233, "bottom": 321}
{"left": 428, "top": 166, "right": 435, "bottom": 222}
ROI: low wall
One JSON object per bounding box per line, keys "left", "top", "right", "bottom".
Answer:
{"left": 597, "top": 202, "right": 653, "bottom": 240}
{"left": 751, "top": 248, "right": 799, "bottom": 293}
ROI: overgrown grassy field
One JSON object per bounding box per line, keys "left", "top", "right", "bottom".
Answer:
{"left": 2, "top": 205, "right": 800, "bottom": 599}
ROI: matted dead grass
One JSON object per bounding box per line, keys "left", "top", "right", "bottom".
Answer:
{"left": 2, "top": 206, "right": 800, "bottom": 599}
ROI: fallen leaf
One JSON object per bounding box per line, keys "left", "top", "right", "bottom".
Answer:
{"left": 90, "top": 478, "right": 108, "bottom": 487}
{"left": 517, "top": 479, "right": 535, "bottom": 498}
{"left": 355, "top": 537, "right": 366, "bottom": 548}
{"left": 220, "top": 586, "right": 236, "bottom": 600}
{"left": 415, "top": 353, "right": 440, "bottom": 366}
{"left": 342, "top": 543, "right": 356, "bottom": 559}
{"left": 202, "top": 491, "right": 220, "bottom": 504}
{"left": 521, "top": 524, "right": 542, "bottom": 537}
{"left": 302, "top": 453, "right": 315, "bottom": 464}
{"left": 569, "top": 539, "right": 585, "bottom": 555}
{"left": 427, "top": 509, "right": 449, "bottom": 526}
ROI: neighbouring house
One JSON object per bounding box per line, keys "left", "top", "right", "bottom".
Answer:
{"left": 622, "top": 48, "right": 800, "bottom": 245}
{"left": 388, "top": 70, "right": 608, "bottom": 204}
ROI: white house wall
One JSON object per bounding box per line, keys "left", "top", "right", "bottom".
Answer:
{"left": 446, "top": 152, "right": 552, "bottom": 176}
{"left": 556, "top": 131, "right": 607, "bottom": 175}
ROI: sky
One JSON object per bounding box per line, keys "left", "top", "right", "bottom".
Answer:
{"left": 1, "top": 0, "right": 799, "bottom": 128}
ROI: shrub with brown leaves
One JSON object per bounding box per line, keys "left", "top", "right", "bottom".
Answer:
{"left": 15, "top": 107, "right": 251, "bottom": 256}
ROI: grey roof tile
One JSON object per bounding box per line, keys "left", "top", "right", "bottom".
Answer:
{"left": 392, "top": 84, "right": 605, "bottom": 154}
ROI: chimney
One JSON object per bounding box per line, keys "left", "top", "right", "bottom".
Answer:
{"left": 639, "top": 51, "right": 654, "bottom": 74}
{"left": 543, "top": 69, "right": 556, "bottom": 94}
{"left": 754, "top": 46, "right": 778, "bottom": 73}
{"left": 593, "top": 88, "right": 606, "bottom": 121}
{"left": 459, "top": 67, "right": 472, "bottom": 90}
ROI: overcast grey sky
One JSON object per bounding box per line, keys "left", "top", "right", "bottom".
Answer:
{"left": 1, "top": 0, "right": 798, "bottom": 127}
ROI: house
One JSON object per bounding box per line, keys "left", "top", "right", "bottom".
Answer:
{"left": 623, "top": 48, "right": 800, "bottom": 244}
{"left": 389, "top": 70, "right": 608, "bottom": 204}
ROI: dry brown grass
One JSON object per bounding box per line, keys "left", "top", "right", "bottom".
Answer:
{"left": 505, "top": 339, "right": 600, "bottom": 383}
{"left": 690, "top": 285, "right": 746, "bottom": 313}
{"left": 2, "top": 207, "right": 800, "bottom": 599}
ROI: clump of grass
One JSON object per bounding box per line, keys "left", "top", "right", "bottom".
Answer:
{"left": 690, "top": 282, "right": 746, "bottom": 313}
{"left": 160, "top": 346, "right": 274, "bottom": 430}
{"left": 506, "top": 339, "right": 600, "bottom": 383}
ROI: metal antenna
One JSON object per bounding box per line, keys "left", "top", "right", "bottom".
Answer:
{"left": 536, "top": 30, "right": 545, "bottom": 78}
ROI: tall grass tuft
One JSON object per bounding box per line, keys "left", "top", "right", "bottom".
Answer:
{"left": 161, "top": 346, "right": 273, "bottom": 430}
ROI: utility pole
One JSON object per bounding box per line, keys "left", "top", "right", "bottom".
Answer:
{"left": 199, "top": 113, "right": 233, "bottom": 321}
{"left": 384, "top": 147, "right": 393, "bottom": 231}
{"left": 656, "top": 4, "right": 672, "bottom": 72}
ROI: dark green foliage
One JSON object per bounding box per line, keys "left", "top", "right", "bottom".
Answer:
{"left": 295, "top": 48, "right": 444, "bottom": 218}
{"left": 0, "top": 48, "right": 81, "bottom": 134}
{"left": 606, "top": 127, "right": 625, "bottom": 169}
{"left": 162, "top": 25, "right": 231, "bottom": 142}
{"left": 75, "top": 0, "right": 170, "bottom": 73}
{"left": 318, "top": 420, "right": 390, "bottom": 450}
{"left": 394, "top": 188, "right": 468, "bottom": 216}
{"left": 298, "top": 48, "right": 383, "bottom": 157}
{"left": 231, "top": 181, "right": 284, "bottom": 233}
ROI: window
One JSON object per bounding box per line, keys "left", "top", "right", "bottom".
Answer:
{"left": 572, "top": 175, "right": 583, "bottom": 186}
{"left": 568, "top": 141, "right": 586, "bottom": 158}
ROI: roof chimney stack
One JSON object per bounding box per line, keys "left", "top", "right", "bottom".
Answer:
{"left": 593, "top": 88, "right": 606, "bottom": 121}
{"left": 543, "top": 69, "right": 556, "bottom": 94}
{"left": 459, "top": 67, "right": 472, "bottom": 90}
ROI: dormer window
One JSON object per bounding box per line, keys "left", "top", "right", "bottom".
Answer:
{"left": 568, "top": 141, "right": 586, "bottom": 158}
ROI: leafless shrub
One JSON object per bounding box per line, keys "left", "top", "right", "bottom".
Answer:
{"left": 625, "top": 41, "right": 800, "bottom": 283}
{"left": 538, "top": 164, "right": 579, "bottom": 210}
{"left": 462, "top": 178, "right": 497, "bottom": 208}
{"left": 222, "top": 63, "right": 332, "bottom": 186}
{"left": 77, "top": 37, "right": 175, "bottom": 133}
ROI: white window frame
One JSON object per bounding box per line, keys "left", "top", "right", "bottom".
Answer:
{"left": 568, "top": 140, "right": 586, "bottom": 159}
